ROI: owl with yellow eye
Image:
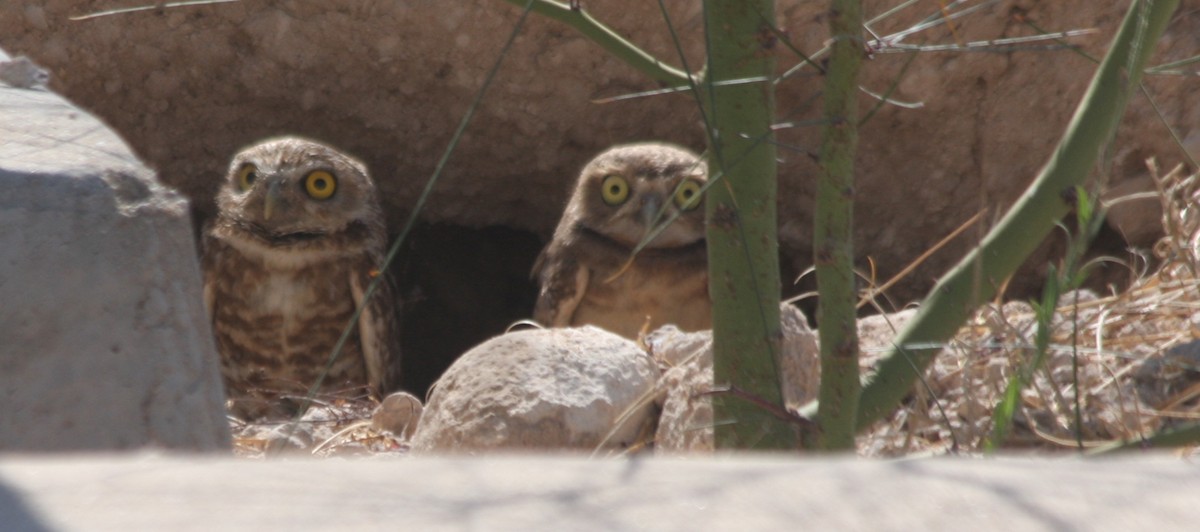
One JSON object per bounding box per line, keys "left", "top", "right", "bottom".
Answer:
{"left": 532, "top": 142, "right": 711, "bottom": 339}
{"left": 201, "top": 136, "right": 398, "bottom": 419}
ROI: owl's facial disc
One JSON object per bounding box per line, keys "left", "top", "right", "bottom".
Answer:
{"left": 592, "top": 188, "right": 699, "bottom": 251}
{"left": 228, "top": 170, "right": 359, "bottom": 243}
{"left": 569, "top": 143, "right": 708, "bottom": 253}
{"left": 635, "top": 192, "right": 700, "bottom": 249}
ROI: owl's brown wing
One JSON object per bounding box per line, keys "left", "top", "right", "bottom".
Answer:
{"left": 349, "top": 253, "right": 399, "bottom": 397}
{"left": 199, "top": 230, "right": 223, "bottom": 328}
{"left": 532, "top": 248, "right": 589, "bottom": 327}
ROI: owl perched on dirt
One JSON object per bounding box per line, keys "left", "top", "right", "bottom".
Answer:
{"left": 202, "top": 136, "right": 398, "bottom": 418}
{"left": 533, "top": 143, "right": 711, "bottom": 339}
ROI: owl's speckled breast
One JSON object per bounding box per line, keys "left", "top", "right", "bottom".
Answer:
{"left": 209, "top": 246, "right": 367, "bottom": 395}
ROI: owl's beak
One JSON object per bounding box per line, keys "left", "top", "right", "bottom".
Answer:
{"left": 263, "top": 181, "right": 282, "bottom": 221}
{"left": 640, "top": 196, "right": 662, "bottom": 228}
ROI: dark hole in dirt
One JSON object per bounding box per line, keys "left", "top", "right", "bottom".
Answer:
{"left": 393, "top": 222, "right": 543, "bottom": 397}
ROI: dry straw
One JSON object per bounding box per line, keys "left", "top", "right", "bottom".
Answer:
{"left": 861, "top": 161, "right": 1200, "bottom": 456}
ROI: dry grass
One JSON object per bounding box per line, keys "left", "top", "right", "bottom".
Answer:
{"left": 861, "top": 162, "right": 1200, "bottom": 456}
{"left": 230, "top": 398, "right": 407, "bottom": 459}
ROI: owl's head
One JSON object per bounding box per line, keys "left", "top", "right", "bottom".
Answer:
{"left": 571, "top": 143, "right": 707, "bottom": 249}
{"left": 216, "top": 137, "right": 380, "bottom": 240}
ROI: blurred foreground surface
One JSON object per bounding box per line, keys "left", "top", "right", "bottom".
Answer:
{"left": 0, "top": 453, "right": 1197, "bottom": 531}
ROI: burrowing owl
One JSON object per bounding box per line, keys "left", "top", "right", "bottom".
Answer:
{"left": 202, "top": 136, "right": 398, "bottom": 418}
{"left": 532, "top": 142, "right": 711, "bottom": 339}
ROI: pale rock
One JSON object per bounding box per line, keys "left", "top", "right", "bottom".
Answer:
{"left": 410, "top": 327, "right": 660, "bottom": 452}
{"left": 0, "top": 47, "right": 229, "bottom": 451}
{"left": 0, "top": 54, "right": 48, "bottom": 88}
{"left": 647, "top": 327, "right": 713, "bottom": 453}
{"left": 371, "top": 391, "right": 424, "bottom": 440}
{"left": 856, "top": 308, "right": 919, "bottom": 370}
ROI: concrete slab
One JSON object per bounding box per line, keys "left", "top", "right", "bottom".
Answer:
{"left": 0, "top": 453, "right": 1196, "bottom": 531}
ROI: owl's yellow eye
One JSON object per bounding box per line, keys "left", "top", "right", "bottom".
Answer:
{"left": 673, "top": 179, "right": 703, "bottom": 211}
{"left": 600, "top": 175, "right": 629, "bottom": 205}
{"left": 236, "top": 164, "right": 258, "bottom": 192}
{"left": 304, "top": 170, "right": 337, "bottom": 200}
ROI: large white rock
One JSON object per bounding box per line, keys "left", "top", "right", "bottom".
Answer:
{"left": 0, "top": 48, "right": 230, "bottom": 451}
{"left": 410, "top": 326, "right": 660, "bottom": 452}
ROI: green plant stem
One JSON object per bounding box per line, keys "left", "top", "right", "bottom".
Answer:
{"left": 848, "top": 0, "right": 1178, "bottom": 431}
{"left": 1087, "top": 422, "right": 1200, "bottom": 454}
{"left": 810, "top": 0, "right": 864, "bottom": 451}
{"left": 500, "top": 0, "right": 692, "bottom": 85}
{"left": 703, "top": 0, "right": 795, "bottom": 450}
